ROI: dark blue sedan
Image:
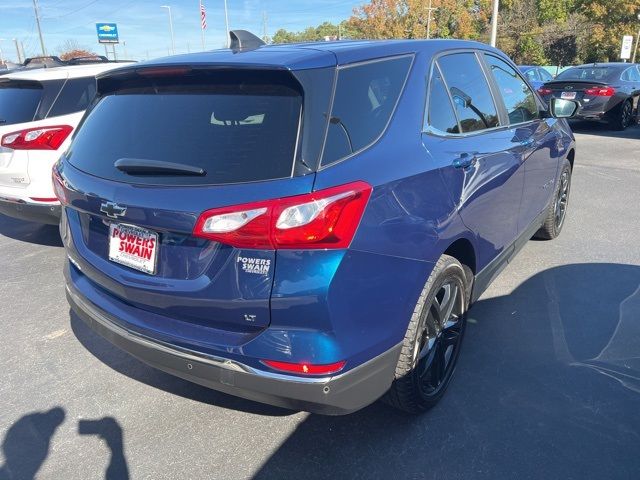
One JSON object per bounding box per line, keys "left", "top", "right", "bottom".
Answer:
{"left": 55, "top": 34, "right": 577, "bottom": 415}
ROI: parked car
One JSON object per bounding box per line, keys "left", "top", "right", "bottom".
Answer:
{"left": 57, "top": 33, "right": 577, "bottom": 415}
{"left": 537, "top": 62, "right": 640, "bottom": 130}
{"left": 0, "top": 57, "right": 133, "bottom": 224}
{"left": 518, "top": 65, "right": 554, "bottom": 90}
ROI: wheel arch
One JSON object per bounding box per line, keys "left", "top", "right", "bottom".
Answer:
{"left": 442, "top": 237, "right": 477, "bottom": 298}
{"left": 566, "top": 148, "right": 575, "bottom": 170}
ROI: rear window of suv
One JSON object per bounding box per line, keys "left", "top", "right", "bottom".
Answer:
{"left": 0, "top": 80, "right": 43, "bottom": 125}
{"left": 66, "top": 69, "right": 303, "bottom": 186}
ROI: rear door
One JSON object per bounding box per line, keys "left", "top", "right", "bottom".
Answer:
{"left": 60, "top": 67, "right": 328, "bottom": 333}
{"left": 423, "top": 51, "right": 524, "bottom": 272}
{"left": 482, "top": 53, "right": 559, "bottom": 234}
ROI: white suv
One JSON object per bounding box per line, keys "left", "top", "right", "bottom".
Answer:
{"left": 0, "top": 59, "right": 133, "bottom": 224}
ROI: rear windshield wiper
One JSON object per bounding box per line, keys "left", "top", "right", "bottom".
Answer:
{"left": 114, "top": 158, "right": 206, "bottom": 176}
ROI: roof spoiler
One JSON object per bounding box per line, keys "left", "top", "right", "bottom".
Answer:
{"left": 229, "top": 30, "right": 265, "bottom": 52}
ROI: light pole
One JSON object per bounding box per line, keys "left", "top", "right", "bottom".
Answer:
{"left": 161, "top": 5, "right": 176, "bottom": 55}
{"left": 490, "top": 0, "right": 499, "bottom": 47}
{"left": 0, "top": 39, "right": 5, "bottom": 65}
{"left": 632, "top": 13, "right": 640, "bottom": 64}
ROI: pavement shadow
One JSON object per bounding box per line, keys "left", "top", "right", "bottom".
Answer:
{"left": 0, "top": 409, "right": 130, "bottom": 480}
{"left": 78, "top": 417, "right": 129, "bottom": 480}
{"left": 0, "top": 407, "right": 65, "bottom": 480}
{"left": 69, "top": 311, "right": 294, "bottom": 417}
{"left": 252, "top": 263, "right": 640, "bottom": 480}
{"left": 0, "top": 214, "right": 62, "bottom": 247}
{"left": 569, "top": 120, "right": 640, "bottom": 139}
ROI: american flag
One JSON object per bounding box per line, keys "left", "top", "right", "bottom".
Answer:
{"left": 200, "top": 1, "right": 207, "bottom": 30}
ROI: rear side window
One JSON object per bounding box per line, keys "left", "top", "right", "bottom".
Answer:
{"left": 321, "top": 55, "right": 412, "bottom": 166}
{"left": 47, "top": 77, "right": 97, "bottom": 118}
{"left": 67, "top": 70, "right": 302, "bottom": 186}
{"left": 0, "top": 80, "right": 43, "bottom": 125}
{"left": 437, "top": 53, "right": 499, "bottom": 133}
{"left": 485, "top": 55, "right": 538, "bottom": 124}
{"left": 426, "top": 64, "right": 459, "bottom": 134}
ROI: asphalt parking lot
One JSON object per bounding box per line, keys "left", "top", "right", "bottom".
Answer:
{"left": 1, "top": 122, "right": 639, "bottom": 480}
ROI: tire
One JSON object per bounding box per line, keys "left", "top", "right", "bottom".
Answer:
{"left": 610, "top": 100, "right": 632, "bottom": 131}
{"left": 535, "top": 159, "right": 571, "bottom": 240}
{"left": 384, "top": 255, "right": 469, "bottom": 414}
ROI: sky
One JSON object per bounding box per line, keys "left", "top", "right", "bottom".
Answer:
{"left": 0, "top": 0, "right": 362, "bottom": 62}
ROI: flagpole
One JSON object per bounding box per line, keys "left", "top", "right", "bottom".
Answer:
{"left": 200, "top": 0, "right": 205, "bottom": 49}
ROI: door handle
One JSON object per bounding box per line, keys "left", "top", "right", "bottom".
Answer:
{"left": 453, "top": 153, "right": 477, "bottom": 169}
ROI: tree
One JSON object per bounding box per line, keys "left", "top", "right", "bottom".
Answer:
{"left": 272, "top": 21, "right": 358, "bottom": 44}
{"left": 56, "top": 39, "right": 96, "bottom": 61}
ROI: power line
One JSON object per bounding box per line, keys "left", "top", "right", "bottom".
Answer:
{"left": 43, "top": 0, "right": 100, "bottom": 19}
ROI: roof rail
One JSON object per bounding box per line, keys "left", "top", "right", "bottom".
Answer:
{"left": 23, "top": 56, "right": 66, "bottom": 68}
{"left": 229, "top": 30, "right": 265, "bottom": 51}
{"left": 65, "top": 55, "right": 110, "bottom": 65}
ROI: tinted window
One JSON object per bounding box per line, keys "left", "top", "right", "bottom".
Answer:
{"left": 0, "top": 80, "right": 42, "bottom": 125}
{"left": 427, "top": 64, "right": 459, "bottom": 133}
{"left": 67, "top": 71, "right": 302, "bottom": 185}
{"left": 524, "top": 69, "right": 538, "bottom": 82}
{"left": 437, "top": 53, "right": 499, "bottom": 133}
{"left": 622, "top": 67, "right": 640, "bottom": 82}
{"left": 47, "top": 77, "right": 97, "bottom": 118}
{"left": 556, "top": 67, "right": 616, "bottom": 81}
{"left": 485, "top": 55, "right": 538, "bottom": 124}
{"left": 321, "top": 55, "right": 412, "bottom": 166}
{"left": 539, "top": 68, "right": 553, "bottom": 81}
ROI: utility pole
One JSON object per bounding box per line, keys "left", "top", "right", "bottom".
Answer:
{"left": 425, "top": 0, "right": 437, "bottom": 39}
{"left": 20, "top": 41, "right": 26, "bottom": 62}
{"left": 161, "top": 5, "right": 176, "bottom": 55}
{"left": 490, "top": 0, "right": 499, "bottom": 47}
{"left": 123, "top": 40, "right": 128, "bottom": 59}
{"left": 224, "top": 0, "right": 230, "bottom": 47}
{"left": 32, "top": 0, "right": 47, "bottom": 56}
{"left": 633, "top": 13, "right": 640, "bottom": 63}
{"left": 13, "top": 38, "right": 22, "bottom": 63}
{"left": 0, "top": 40, "right": 4, "bottom": 65}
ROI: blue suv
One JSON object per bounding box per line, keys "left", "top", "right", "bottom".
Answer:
{"left": 57, "top": 35, "right": 577, "bottom": 415}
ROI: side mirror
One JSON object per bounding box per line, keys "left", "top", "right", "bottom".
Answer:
{"left": 550, "top": 98, "right": 579, "bottom": 118}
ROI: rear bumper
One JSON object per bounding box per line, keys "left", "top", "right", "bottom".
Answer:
{"left": 65, "top": 271, "right": 401, "bottom": 415}
{"left": 0, "top": 198, "right": 61, "bottom": 225}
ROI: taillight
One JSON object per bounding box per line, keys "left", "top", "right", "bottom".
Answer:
{"left": 537, "top": 87, "right": 553, "bottom": 95}
{"left": 1, "top": 125, "right": 73, "bottom": 150}
{"left": 193, "top": 181, "right": 372, "bottom": 250}
{"left": 261, "top": 359, "right": 346, "bottom": 376}
{"left": 584, "top": 86, "right": 615, "bottom": 96}
{"left": 52, "top": 166, "right": 68, "bottom": 205}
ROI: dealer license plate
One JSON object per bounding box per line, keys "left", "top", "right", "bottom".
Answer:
{"left": 108, "top": 223, "right": 158, "bottom": 275}
{"left": 561, "top": 91, "right": 577, "bottom": 100}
